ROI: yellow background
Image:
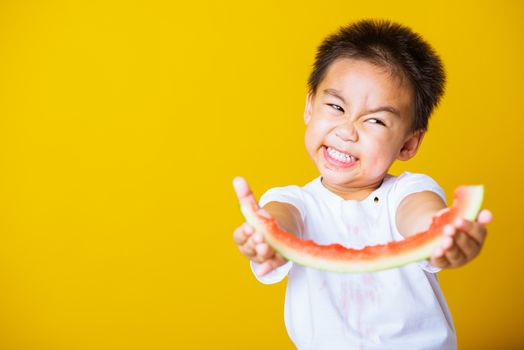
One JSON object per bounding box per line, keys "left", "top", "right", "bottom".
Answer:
{"left": 0, "top": 0, "right": 522, "bottom": 349}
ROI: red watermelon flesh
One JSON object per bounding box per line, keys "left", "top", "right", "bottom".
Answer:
{"left": 238, "top": 185, "right": 484, "bottom": 273}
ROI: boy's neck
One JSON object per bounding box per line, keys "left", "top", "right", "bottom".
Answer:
{"left": 320, "top": 177, "right": 385, "bottom": 201}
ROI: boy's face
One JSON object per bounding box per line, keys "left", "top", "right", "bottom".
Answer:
{"left": 304, "top": 58, "right": 424, "bottom": 199}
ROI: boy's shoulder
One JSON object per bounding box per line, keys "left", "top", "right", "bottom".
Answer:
{"left": 262, "top": 171, "right": 439, "bottom": 193}
{"left": 259, "top": 176, "right": 320, "bottom": 201}
{"left": 258, "top": 172, "right": 445, "bottom": 217}
{"left": 385, "top": 171, "right": 446, "bottom": 206}
{"left": 258, "top": 177, "right": 321, "bottom": 221}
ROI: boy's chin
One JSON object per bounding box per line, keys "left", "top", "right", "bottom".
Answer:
{"left": 319, "top": 171, "right": 356, "bottom": 187}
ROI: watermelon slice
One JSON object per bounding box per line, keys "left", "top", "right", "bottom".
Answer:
{"left": 237, "top": 180, "right": 484, "bottom": 273}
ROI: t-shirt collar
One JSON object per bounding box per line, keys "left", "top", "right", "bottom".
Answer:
{"left": 314, "top": 175, "right": 391, "bottom": 205}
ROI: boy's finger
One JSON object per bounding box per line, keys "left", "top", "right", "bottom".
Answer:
{"left": 233, "top": 223, "right": 254, "bottom": 244}
{"left": 256, "top": 257, "right": 285, "bottom": 276}
{"left": 430, "top": 250, "right": 450, "bottom": 269}
{"left": 256, "top": 261, "right": 273, "bottom": 276}
{"left": 233, "top": 227, "right": 247, "bottom": 245}
{"left": 240, "top": 240, "right": 256, "bottom": 257}
{"left": 242, "top": 222, "right": 255, "bottom": 236}
{"left": 477, "top": 209, "right": 493, "bottom": 225}
{"left": 443, "top": 224, "right": 455, "bottom": 237}
{"left": 430, "top": 236, "right": 454, "bottom": 268}
{"left": 454, "top": 231, "right": 480, "bottom": 260}
{"left": 233, "top": 176, "right": 260, "bottom": 210}
{"left": 252, "top": 232, "right": 264, "bottom": 244}
{"left": 443, "top": 240, "right": 467, "bottom": 267}
{"left": 454, "top": 218, "right": 486, "bottom": 245}
{"left": 273, "top": 253, "right": 287, "bottom": 266}
{"left": 255, "top": 243, "right": 274, "bottom": 259}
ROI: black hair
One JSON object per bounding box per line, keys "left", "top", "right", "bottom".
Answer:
{"left": 307, "top": 19, "right": 446, "bottom": 132}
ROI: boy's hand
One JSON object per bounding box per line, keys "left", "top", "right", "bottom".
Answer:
{"left": 429, "top": 209, "right": 493, "bottom": 269}
{"left": 233, "top": 177, "right": 288, "bottom": 276}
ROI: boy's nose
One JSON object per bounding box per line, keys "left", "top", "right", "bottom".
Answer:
{"left": 335, "top": 121, "right": 358, "bottom": 142}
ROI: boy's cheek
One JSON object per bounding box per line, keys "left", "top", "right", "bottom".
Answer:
{"left": 305, "top": 121, "right": 331, "bottom": 143}
{"left": 304, "top": 129, "right": 319, "bottom": 153}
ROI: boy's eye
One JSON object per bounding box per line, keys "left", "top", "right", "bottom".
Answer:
{"left": 327, "top": 104, "right": 344, "bottom": 112}
{"left": 366, "top": 118, "right": 386, "bottom": 126}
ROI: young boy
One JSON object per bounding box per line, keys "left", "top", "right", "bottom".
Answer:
{"left": 233, "top": 19, "right": 492, "bottom": 349}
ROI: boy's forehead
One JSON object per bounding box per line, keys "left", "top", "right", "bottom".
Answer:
{"left": 318, "top": 58, "right": 414, "bottom": 113}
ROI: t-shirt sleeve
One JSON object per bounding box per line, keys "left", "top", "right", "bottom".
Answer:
{"left": 248, "top": 185, "right": 305, "bottom": 284}
{"left": 259, "top": 185, "right": 306, "bottom": 223}
{"left": 391, "top": 172, "right": 447, "bottom": 209}
{"left": 391, "top": 172, "right": 446, "bottom": 274}
{"left": 250, "top": 260, "right": 293, "bottom": 284}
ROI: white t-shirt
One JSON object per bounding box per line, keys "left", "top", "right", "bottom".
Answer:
{"left": 250, "top": 172, "right": 457, "bottom": 350}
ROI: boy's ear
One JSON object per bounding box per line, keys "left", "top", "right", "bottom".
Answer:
{"left": 304, "top": 91, "right": 314, "bottom": 125}
{"left": 398, "top": 130, "right": 425, "bottom": 161}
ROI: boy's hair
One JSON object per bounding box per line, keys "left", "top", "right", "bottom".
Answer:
{"left": 307, "top": 19, "right": 445, "bottom": 132}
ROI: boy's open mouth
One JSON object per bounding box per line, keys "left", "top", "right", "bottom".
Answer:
{"left": 323, "top": 146, "right": 358, "bottom": 167}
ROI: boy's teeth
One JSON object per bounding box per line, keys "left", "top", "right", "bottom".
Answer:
{"left": 327, "top": 147, "right": 354, "bottom": 163}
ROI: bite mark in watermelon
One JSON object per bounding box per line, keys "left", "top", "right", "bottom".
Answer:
{"left": 237, "top": 181, "right": 484, "bottom": 273}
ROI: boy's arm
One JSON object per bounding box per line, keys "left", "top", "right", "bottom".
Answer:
{"left": 233, "top": 177, "right": 304, "bottom": 277}
{"left": 263, "top": 201, "right": 304, "bottom": 239}
{"left": 396, "top": 191, "right": 492, "bottom": 269}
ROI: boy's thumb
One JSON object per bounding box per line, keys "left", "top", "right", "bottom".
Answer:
{"left": 233, "top": 176, "right": 261, "bottom": 214}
